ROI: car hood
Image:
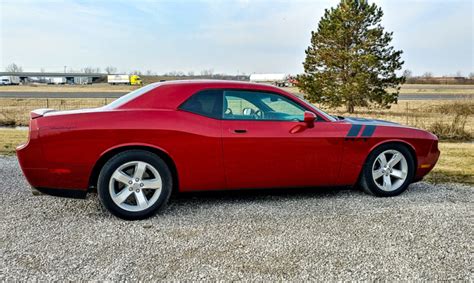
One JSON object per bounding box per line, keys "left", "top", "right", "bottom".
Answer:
{"left": 339, "top": 116, "right": 421, "bottom": 138}
{"left": 342, "top": 117, "right": 401, "bottom": 126}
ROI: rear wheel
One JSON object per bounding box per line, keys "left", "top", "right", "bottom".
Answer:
{"left": 97, "top": 150, "right": 172, "bottom": 220}
{"left": 360, "top": 144, "right": 415, "bottom": 197}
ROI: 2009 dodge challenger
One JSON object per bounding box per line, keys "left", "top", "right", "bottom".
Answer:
{"left": 17, "top": 80, "right": 440, "bottom": 220}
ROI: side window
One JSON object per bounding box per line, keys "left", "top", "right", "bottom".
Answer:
{"left": 179, "top": 89, "right": 223, "bottom": 119}
{"left": 223, "top": 90, "right": 306, "bottom": 121}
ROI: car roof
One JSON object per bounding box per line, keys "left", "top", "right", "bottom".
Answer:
{"left": 155, "top": 79, "right": 279, "bottom": 89}
{"left": 112, "top": 79, "right": 294, "bottom": 110}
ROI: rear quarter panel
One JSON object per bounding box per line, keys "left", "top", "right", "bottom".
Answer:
{"left": 36, "top": 109, "right": 225, "bottom": 191}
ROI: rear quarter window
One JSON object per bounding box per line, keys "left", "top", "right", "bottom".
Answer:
{"left": 179, "top": 89, "right": 223, "bottom": 119}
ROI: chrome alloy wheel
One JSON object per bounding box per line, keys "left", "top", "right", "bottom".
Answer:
{"left": 109, "top": 161, "right": 163, "bottom": 212}
{"left": 372, "top": 149, "right": 408, "bottom": 192}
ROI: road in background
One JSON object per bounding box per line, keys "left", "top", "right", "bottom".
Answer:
{"left": 0, "top": 91, "right": 473, "bottom": 100}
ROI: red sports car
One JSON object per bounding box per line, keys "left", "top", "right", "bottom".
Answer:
{"left": 17, "top": 80, "right": 440, "bottom": 220}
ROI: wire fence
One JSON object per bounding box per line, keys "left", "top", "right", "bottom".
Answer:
{"left": 0, "top": 98, "right": 473, "bottom": 138}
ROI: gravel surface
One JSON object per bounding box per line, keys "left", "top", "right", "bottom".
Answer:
{"left": 1, "top": 156, "right": 472, "bottom": 281}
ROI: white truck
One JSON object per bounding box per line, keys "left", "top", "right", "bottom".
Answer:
{"left": 48, "top": 77, "right": 67, "bottom": 85}
{"left": 107, "top": 74, "right": 142, "bottom": 85}
{"left": 0, "top": 76, "right": 20, "bottom": 85}
{"left": 249, "top": 73, "right": 290, "bottom": 87}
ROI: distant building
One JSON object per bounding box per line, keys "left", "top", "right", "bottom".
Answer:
{"left": 0, "top": 72, "right": 105, "bottom": 84}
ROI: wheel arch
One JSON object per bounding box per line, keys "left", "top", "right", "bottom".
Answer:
{"left": 88, "top": 143, "right": 179, "bottom": 193}
{"left": 365, "top": 139, "right": 418, "bottom": 173}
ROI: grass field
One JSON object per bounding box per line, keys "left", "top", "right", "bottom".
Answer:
{"left": 1, "top": 129, "right": 471, "bottom": 184}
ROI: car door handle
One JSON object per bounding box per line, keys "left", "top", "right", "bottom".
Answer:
{"left": 233, "top": 129, "right": 247, "bottom": 134}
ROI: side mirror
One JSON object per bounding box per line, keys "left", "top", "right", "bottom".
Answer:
{"left": 303, "top": 111, "right": 316, "bottom": 128}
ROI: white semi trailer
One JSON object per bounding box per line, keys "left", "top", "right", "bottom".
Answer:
{"left": 48, "top": 77, "right": 67, "bottom": 85}
{"left": 0, "top": 76, "right": 20, "bottom": 85}
{"left": 249, "top": 73, "right": 290, "bottom": 87}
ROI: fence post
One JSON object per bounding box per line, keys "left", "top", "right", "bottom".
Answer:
{"left": 104, "top": 98, "right": 107, "bottom": 105}
{"left": 405, "top": 102, "right": 409, "bottom": 125}
{"left": 46, "top": 98, "right": 49, "bottom": 109}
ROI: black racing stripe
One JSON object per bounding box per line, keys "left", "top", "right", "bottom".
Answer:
{"left": 346, "top": 124, "right": 362, "bottom": 137}
{"left": 361, "top": 125, "right": 376, "bottom": 137}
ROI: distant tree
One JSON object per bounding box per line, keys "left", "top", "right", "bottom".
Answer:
{"left": 200, "top": 69, "right": 214, "bottom": 77}
{"left": 403, "top": 69, "right": 413, "bottom": 78}
{"left": 455, "top": 71, "right": 463, "bottom": 77}
{"left": 6, "top": 63, "right": 23, "bottom": 73}
{"left": 40, "top": 68, "right": 45, "bottom": 73}
{"left": 131, "top": 70, "right": 142, "bottom": 75}
{"left": 164, "top": 71, "right": 177, "bottom": 76}
{"left": 422, "top": 72, "right": 433, "bottom": 78}
{"left": 145, "top": 70, "right": 154, "bottom": 76}
{"left": 469, "top": 72, "right": 474, "bottom": 79}
{"left": 105, "top": 66, "right": 117, "bottom": 74}
{"left": 83, "top": 67, "right": 101, "bottom": 74}
{"left": 297, "top": 0, "right": 405, "bottom": 113}
{"left": 187, "top": 71, "right": 195, "bottom": 76}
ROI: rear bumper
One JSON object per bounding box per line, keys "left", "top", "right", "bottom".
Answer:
{"left": 16, "top": 130, "right": 89, "bottom": 192}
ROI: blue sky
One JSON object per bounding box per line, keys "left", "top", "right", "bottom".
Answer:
{"left": 1, "top": 0, "right": 472, "bottom": 75}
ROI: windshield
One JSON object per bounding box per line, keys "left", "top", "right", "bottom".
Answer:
{"left": 103, "top": 82, "right": 160, "bottom": 109}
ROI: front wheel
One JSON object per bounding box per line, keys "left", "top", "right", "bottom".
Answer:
{"left": 97, "top": 150, "right": 172, "bottom": 220}
{"left": 360, "top": 144, "right": 415, "bottom": 197}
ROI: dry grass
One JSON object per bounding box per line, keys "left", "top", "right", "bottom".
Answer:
{"left": 3, "top": 83, "right": 474, "bottom": 94}
{"left": 0, "top": 128, "right": 471, "bottom": 184}
{"left": 0, "top": 129, "right": 28, "bottom": 155}
{"left": 287, "top": 84, "right": 474, "bottom": 95}
{"left": 425, "top": 142, "right": 474, "bottom": 184}
{"left": 0, "top": 98, "right": 112, "bottom": 126}
{"left": 1, "top": 97, "right": 473, "bottom": 139}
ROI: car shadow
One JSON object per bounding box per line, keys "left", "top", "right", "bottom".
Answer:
{"left": 165, "top": 186, "right": 355, "bottom": 209}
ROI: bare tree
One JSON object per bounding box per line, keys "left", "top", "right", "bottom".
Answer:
{"left": 6, "top": 63, "right": 23, "bottom": 73}
{"left": 469, "top": 72, "right": 474, "bottom": 79}
{"left": 187, "top": 71, "right": 195, "bottom": 77}
{"left": 131, "top": 70, "right": 142, "bottom": 75}
{"left": 164, "top": 71, "right": 178, "bottom": 76}
{"left": 105, "top": 66, "right": 117, "bottom": 74}
{"left": 422, "top": 72, "right": 433, "bottom": 78}
{"left": 83, "top": 67, "right": 101, "bottom": 74}
{"left": 402, "top": 69, "right": 413, "bottom": 78}
{"left": 145, "top": 70, "right": 154, "bottom": 76}
{"left": 455, "top": 71, "right": 463, "bottom": 78}
{"left": 200, "top": 69, "right": 214, "bottom": 77}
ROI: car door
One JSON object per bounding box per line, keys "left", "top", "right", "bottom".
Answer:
{"left": 221, "top": 89, "right": 343, "bottom": 189}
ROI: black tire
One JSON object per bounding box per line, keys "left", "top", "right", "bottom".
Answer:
{"left": 360, "top": 143, "right": 415, "bottom": 197}
{"left": 97, "top": 150, "right": 173, "bottom": 220}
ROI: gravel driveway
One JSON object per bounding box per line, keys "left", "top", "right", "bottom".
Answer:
{"left": 0, "top": 156, "right": 472, "bottom": 281}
